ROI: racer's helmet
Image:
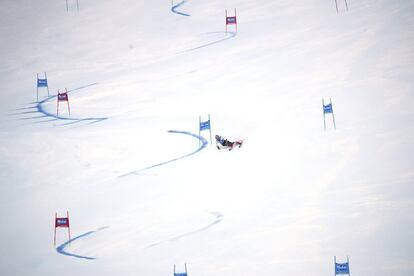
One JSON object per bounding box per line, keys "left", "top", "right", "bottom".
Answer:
{"left": 215, "top": 134, "right": 220, "bottom": 141}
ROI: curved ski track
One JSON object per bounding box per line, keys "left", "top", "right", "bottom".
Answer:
{"left": 146, "top": 212, "right": 223, "bottom": 248}
{"left": 56, "top": 227, "right": 108, "bottom": 260}
{"left": 16, "top": 83, "right": 107, "bottom": 126}
{"left": 178, "top": 31, "right": 237, "bottom": 53}
{"left": 119, "top": 130, "right": 208, "bottom": 177}
{"left": 36, "top": 83, "right": 107, "bottom": 126}
{"left": 171, "top": 0, "right": 191, "bottom": 16}
{"left": 54, "top": 1, "right": 237, "bottom": 260}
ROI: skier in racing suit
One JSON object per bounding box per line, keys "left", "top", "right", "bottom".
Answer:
{"left": 215, "top": 134, "right": 242, "bottom": 150}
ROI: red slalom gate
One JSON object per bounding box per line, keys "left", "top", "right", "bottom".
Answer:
{"left": 54, "top": 211, "right": 71, "bottom": 246}
{"left": 226, "top": 8, "right": 237, "bottom": 33}
{"left": 57, "top": 88, "right": 71, "bottom": 116}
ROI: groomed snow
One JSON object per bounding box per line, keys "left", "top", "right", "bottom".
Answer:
{"left": 0, "top": 0, "right": 413, "bottom": 275}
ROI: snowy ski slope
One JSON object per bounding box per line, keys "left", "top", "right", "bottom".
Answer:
{"left": 0, "top": 0, "right": 413, "bottom": 275}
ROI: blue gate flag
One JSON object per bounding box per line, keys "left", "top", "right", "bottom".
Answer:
{"left": 199, "top": 120, "right": 210, "bottom": 131}
{"left": 335, "top": 262, "right": 350, "bottom": 274}
{"left": 37, "top": 78, "right": 48, "bottom": 87}
{"left": 36, "top": 72, "right": 50, "bottom": 102}
{"left": 323, "top": 103, "right": 333, "bottom": 114}
{"left": 174, "top": 263, "right": 188, "bottom": 276}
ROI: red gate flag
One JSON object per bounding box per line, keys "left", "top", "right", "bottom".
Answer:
{"left": 57, "top": 88, "right": 71, "bottom": 116}
{"left": 58, "top": 92, "right": 69, "bottom": 102}
{"left": 54, "top": 211, "right": 71, "bottom": 246}
{"left": 225, "top": 9, "right": 237, "bottom": 33}
{"left": 226, "top": 16, "right": 237, "bottom": 25}
{"left": 55, "top": 217, "right": 69, "bottom": 228}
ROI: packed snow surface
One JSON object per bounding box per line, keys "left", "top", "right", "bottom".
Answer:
{"left": 1, "top": 0, "right": 413, "bottom": 275}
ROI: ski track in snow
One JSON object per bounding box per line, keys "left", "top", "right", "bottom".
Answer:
{"left": 171, "top": 0, "right": 191, "bottom": 17}
{"left": 50, "top": 4, "right": 228, "bottom": 260}
{"left": 178, "top": 32, "right": 237, "bottom": 53}
{"left": 16, "top": 83, "right": 107, "bottom": 126}
{"left": 56, "top": 227, "right": 109, "bottom": 260}
{"left": 119, "top": 130, "right": 208, "bottom": 178}
{"left": 55, "top": 212, "right": 222, "bottom": 259}
{"left": 146, "top": 212, "right": 223, "bottom": 248}
{"left": 50, "top": 0, "right": 229, "bottom": 261}
{"left": 50, "top": 8, "right": 230, "bottom": 258}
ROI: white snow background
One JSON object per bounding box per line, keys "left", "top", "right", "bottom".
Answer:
{"left": 0, "top": 0, "right": 413, "bottom": 275}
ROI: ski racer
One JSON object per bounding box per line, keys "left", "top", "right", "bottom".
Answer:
{"left": 215, "top": 134, "right": 243, "bottom": 150}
